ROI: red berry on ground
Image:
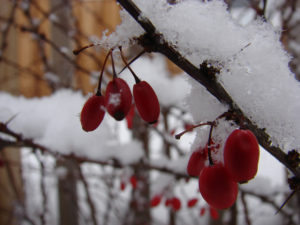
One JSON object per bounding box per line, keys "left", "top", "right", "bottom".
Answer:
{"left": 187, "top": 198, "right": 198, "bottom": 208}
{"left": 150, "top": 195, "right": 162, "bottom": 207}
{"left": 199, "top": 164, "right": 238, "bottom": 210}
{"left": 224, "top": 129, "right": 260, "bottom": 182}
{"left": 187, "top": 149, "right": 207, "bottom": 177}
{"left": 80, "top": 94, "right": 105, "bottom": 132}
{"left": 133, "top": 81, "right": 160, "bottom": 124}
{"left": 105, "top": 78, "right": 132, "bottom": 121}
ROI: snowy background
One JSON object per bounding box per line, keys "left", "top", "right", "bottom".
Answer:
{"left": 1, "top": 0, "right": 299, "bottom": 224}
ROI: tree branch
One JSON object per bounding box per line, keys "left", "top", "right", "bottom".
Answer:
{"left": 116, "top": 0, "right": 300, "bottom": 179}
{"left": 0, "top": 122, "right": 189, "bottom": 179}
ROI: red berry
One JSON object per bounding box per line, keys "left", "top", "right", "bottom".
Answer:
{"left": 165, "top": 198, "right": 172, "bottom": 207}
{"left": 209, "top": 207, "right": 219, "bottom": 220}
{"left": 120, "top": 181, "right": 126, "bottom": 191}
{"left": 80, "top": 94, "right": 105, "bottom": 132}
{"left": 105, "top": 78, "right": 132, "bottom": 121}
{"left": 199, "top": 164, "right": 238, "bottom": 210}
{"left": 200, "top": 207, "right": 206, "bottom": 216}
{"left": 130, "top": 175, "right": 137, "bottom": 189}
{"left": 224, "top": 129, "right": 260, "bottom": 182}
{"left": 170, "top": 197, "right": 181, "bottom": 211}
{"left": 187, "top": 198, "right": 198, "bottom": 208}
{"left": 150, "top": 195, "right": 162, "bottom": 207}
{"left": 187, "top": 149, "right": 207, "bottom": 177}
{"left": 133, "top": 81, "right": 160, "bottom": 124}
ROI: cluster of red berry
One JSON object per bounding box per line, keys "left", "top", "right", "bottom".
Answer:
{"left": 187, "top": 128, "right": 260, "bottom": 210}
{"left": 150, "top": 194, "right": 182, "bottom": 211}
{"left": 80, "top": 49, "right": 160, "bottom": 132}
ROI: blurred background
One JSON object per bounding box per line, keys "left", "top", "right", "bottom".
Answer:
{"left": 0, "top": 0, "right": 299, "bottom": 225}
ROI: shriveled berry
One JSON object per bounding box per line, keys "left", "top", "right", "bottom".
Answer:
{"left": 80, "top": 94, "right": 105, "bottom": 132}
{"left": 199, "top": 164, "right": 238, "bottom": 209}
{"left": 105, "top": 78, "right": 132, "bottom": 121}
{"left": 224, "top": 129, "right": 260, "bottom": 182}
{"left": 133, "top": 81, "right": 160, "bottom": 124}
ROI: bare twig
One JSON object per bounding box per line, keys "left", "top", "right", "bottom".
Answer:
{"left": 76, "top": 164, "right": 98, "bottom": 225}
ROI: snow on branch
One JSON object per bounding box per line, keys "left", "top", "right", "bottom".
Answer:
{"left": 114, "top": 0, "right": 300, "bottom": 178}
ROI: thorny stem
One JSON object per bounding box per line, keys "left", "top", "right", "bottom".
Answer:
{"left": 119, "top": 47, "right": 141, "bottom": 83}
{"left": 97, "top": 49, "right": 113, "bottom": 96}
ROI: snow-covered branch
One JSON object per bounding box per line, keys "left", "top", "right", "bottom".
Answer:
{"left": 115, "top": 0, "right": 300, "bottom": 179}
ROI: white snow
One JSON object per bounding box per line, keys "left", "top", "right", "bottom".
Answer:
{"left": 102, "top": 0, "right": 300, "bottom": 152}
{"left": 0, "top": 90, "right": 144, "bottom": 165}
{"left": 108, "top": 93, "right": 121, "bottom": 106}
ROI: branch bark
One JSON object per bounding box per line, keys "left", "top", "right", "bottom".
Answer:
{"left": 116, "top": 0, "right": 300, "bottom": 179}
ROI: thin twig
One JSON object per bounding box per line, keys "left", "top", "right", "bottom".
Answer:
{"left": 76, "top": 164, "right": 98, "bottom": 225}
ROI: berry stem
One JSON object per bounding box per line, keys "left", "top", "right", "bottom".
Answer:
{"left": 207, "top": 123, "right": 215, "bottom": 166}
{"left": 118, "top": 49, "right": 146, "bottom": 74}
{"left": 175, "top": 121, "right": 214, "bottom": 140}
{"left": 119, "top": 46, "right": 141, "bottom": 83}
{"left": 111, "top": 51, "right": 117, "bottom": 79}
{"left": 96, "top": 49, "right": 113, "bottom": 96}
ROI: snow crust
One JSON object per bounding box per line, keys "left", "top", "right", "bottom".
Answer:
{"left": 102, "top": 0, "right": 300, "bottom": 152}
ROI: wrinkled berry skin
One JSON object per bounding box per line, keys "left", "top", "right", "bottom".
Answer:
{"left": 133, "top": 81, "right": 160, "bottom": 124}
{"left": 105, "top": 78, "right": 132, "bottom": 121}
{"left": 199, "top": 164, "right": 238, "bottom": 210}
{"left": 80, "top": 95, "right": 105, "bottom": 132}
{"left": 224, "top": 129, "right": 260, "bottom": 182}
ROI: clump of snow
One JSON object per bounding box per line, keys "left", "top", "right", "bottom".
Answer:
{"left": 0, "top": 90, "right": 144, "bottom": 165}
{"left": 108, "top": 93, "right": 121, "bottom": 106}
{"left": 102, "top": 0, "right": 300, "bottom": 152}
